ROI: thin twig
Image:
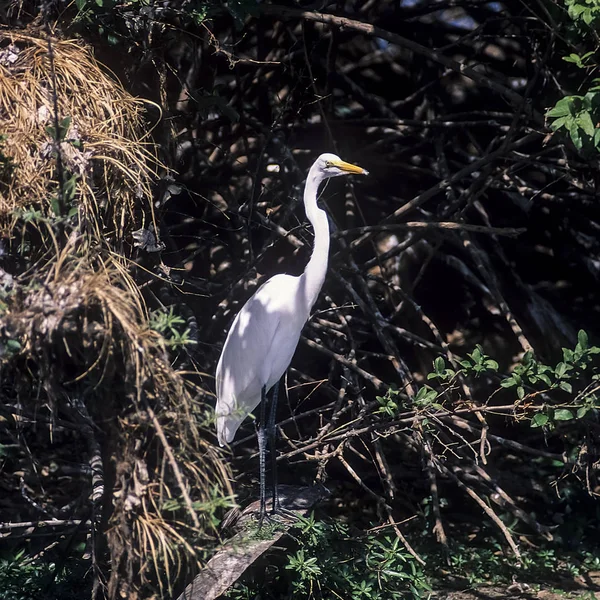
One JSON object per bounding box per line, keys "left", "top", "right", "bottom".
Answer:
{"left": 334, "top": 222, "right": 526, "bottom": 238}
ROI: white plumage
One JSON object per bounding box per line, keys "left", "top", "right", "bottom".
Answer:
{"left": 216, "top": 274, "right": 308, "bottom": 445}
{"left": 215, "top": 153, "right": 368, "bottom": 446}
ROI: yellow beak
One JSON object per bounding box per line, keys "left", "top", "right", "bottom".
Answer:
{"left": 333, "top": 159, "right": 369, "bottom": 176}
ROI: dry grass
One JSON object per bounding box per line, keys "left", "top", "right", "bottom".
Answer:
{"left": 3, "top": 243, "right": 232, "bottom": 596}
{"left": 0, "top": 26, "right": 231, "bottom": 600}
{"left": 0, "top": 27, "right": 157, "bottom": 241}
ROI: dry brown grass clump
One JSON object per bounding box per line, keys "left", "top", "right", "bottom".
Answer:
{"left": 0, "top": 26, "right": 231, "bottom": 600}
{"left": 0, "top": 27, "right": 157, "bottom": 240}
{"left": 1, "top": 236, "right": 232, "bottom": 598}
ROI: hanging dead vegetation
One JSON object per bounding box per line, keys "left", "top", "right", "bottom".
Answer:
{"left": 0, "top": 26, "right": 231, "bottom": 600}
{"left": 0, "top": 28, "right": 157, "bottom": 241}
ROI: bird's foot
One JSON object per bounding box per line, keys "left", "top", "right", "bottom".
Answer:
{"left": 270, "top": 501, "right": 299, "bottom": 522}
{"left": 255, "top": 504, "right": 297, "bottom": 530}
{"left": 256, "top": 510, "right": 284, "bottom": 531}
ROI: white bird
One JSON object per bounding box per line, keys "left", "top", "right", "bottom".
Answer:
{"left": 215, "top": 153, "right": 368, "bottom": 520}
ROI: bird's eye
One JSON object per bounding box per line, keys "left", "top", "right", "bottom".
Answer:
{"left": 325, "top": 161, "right": 332, "bottom": 168}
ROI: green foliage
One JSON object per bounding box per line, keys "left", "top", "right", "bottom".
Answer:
{"left": 70, "top": 0, "right": 258, "bottom": 45}
{"left": 149, "top": 306, "right": 196, "bottom": 349}
{"left": 413, "top": 384, "right": 439, "bottom": 408}
{"left": 546, "top": 91, "right": 600, "bottom": 153}
{"left": 376, "top": 385, "right": 401, "bottom": 416}
{"left": 563, "top": 50, "right": 595, "bottom": 68}
{"left": 285, "top": 549, "right": 322, "bottom": 590}
{"left": 0, "top": 549, "right": 90, "bottom": 600}
{"left": 227, "top": 514, "right": 431, "bottom": 600}
{"left": 458, "top": 345, "right": 499, "bottom": 375}
{"left": 427, "top": 345, "right": 498, "bottom": 386}
{"left": 501, "top": 330, "right": 600, "bottom": 428}
{"left": 71, "top": 0, "right": 216, "bottom": 45}
{"left": 45, "top": 116, "right": 72, "bottom": 142}
{"left": 546, "top": 2, "right": 600, "bottom": 154}
{"left": 421, "top": 330, "right": 600, "bottom": 432}
{"left": 0, "top": 338, "right": 21, "bottom": 357}
{"left": 375, "top": 381, "right": 442, "bottom": 416}
{"left": 162, "top": 486, "right": 236, "bottom": 529}
{"left": 565, "top": 0, "right": 600, "bottom": 27}
{"left": 427, "top": 532, "right": 600, "bottom": 589}
{"left": 0, "top": 550, "right": 50, "bottom": 600}
{"left": 228, "top": 508, "right": 600, "bottom": 599}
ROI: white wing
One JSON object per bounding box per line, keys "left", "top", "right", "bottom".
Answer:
{"left": 215, "top": 273, "right": 308, "bottom": 445}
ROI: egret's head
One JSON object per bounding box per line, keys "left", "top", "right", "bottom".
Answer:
{"left": 316, "top": 153, "right": 369, "bottom": 178}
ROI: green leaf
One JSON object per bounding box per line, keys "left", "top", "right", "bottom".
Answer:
{"left": 593, "top": 128, "right": 600, "bottom": 150}
{"left": 59, "top": 116, "right": 71, "bottom": 133}
{"left": 550, "top": 116, "right": 568, "bottom": 131}
{"left": 471, "top": 346, "right": 482, "bottom": 363}
{"left": 45, "top": 116, "right": 71, "bottom": 141}
{"left": 577, "top": 112, "right": 595, "bottom": 137}
{"left": 569, "top": 119, "right": 583, "bottom": 150}
{"left": 517, "top": 386, "right": 525, "bottom": 399}
{"left": 583, "top": 9, "right": 595, "bottom": 25}
{"left": 559, "top": 381, "right": 573, "bottom": 393}
{"left": 434, "top": 356, "right": 445, "bottom": 375}
{"left": 555, "top": 362, "right": 568, "bottom": 378}
{"left": 415, "top": 385, "right": 438, "bottom": 405}
{"left": 5, "top": 339, "right": 21, "bottom": 352}
{"left": 538, "top": 374, "right": 552, "bottom": 386}
{"left": 547, "top": 97, "right": 573, "bottom": 118}
{"left": 531, "top": 413, "right": 549, "bottom": 428}
{"left": 63, "top": 174, "right": 78, "bottom": 204}
{"left": 553, "top": 408, "right": 574, "bottom": 421}
{"left": 424, "top": 389, "right": 438, "bottom": 403}
{"left": 191, "top": 6, "right": 209, "bottom": 24}
{"left": 578, "top": 330, "right": 589, "bottom": 350}
{"left": 577, "top": 406, "right": 589, "bottom": 419}
{"left": 50, "top": 196, "right": 61, "bottom": 216}
{"left": 484, "top": 359, "right": 499, "bottom": 371}
{"left": 563, "top": 53, "right": 584, "bottom": 68}
{"left": 500, "top": 378, "right": 516, "bottom": 388}
{"left": 569, "top": 4, "right": 586, "bottom": 18}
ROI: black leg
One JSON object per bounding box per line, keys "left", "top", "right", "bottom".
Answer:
{"left": 258, "top": 385, "right": 267, "bottom": 525}
{"left": 267, "top": 380, "right": 280, "bottom": 512}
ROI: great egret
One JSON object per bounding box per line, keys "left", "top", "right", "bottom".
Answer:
{"left": 215, "top": 153, "right": 369, "bottom": 521}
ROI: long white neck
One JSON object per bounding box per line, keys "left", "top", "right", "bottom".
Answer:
{"left": 301, "top": 165, "right": 330, "bottom": 312}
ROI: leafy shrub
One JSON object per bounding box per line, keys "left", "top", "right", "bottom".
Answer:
{"left": 546, "top": 2, "right": 600, "bottom": 154}
{"left": 226, "top": 514, "right": 432, "bottom": 600}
